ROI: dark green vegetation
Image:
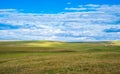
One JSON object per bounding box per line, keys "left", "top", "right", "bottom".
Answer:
{"left": 0, "top": 41, "right": 120, "bottom": 74}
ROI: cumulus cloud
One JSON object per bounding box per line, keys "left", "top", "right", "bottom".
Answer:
{"left": 0, "top": 4, "right": 120, "bottom": 41}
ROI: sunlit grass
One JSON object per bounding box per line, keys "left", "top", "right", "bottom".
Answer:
{"left": 24, "top": 42, "right": 64, "bottom": 47}
{"left": 111, "top": 41, "right": 120, "bottom": 46}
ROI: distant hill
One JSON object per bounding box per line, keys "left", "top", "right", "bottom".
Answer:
{"left": 0, "top": 40, "right": 120, "bottom": 47}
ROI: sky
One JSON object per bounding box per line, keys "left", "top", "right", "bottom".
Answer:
{"left": 0, "top": 0, "right": 120, "bottom": 41}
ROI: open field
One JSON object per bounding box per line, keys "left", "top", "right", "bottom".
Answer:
{"left": 0, "top": 41, "right": 120, "bottom": 74}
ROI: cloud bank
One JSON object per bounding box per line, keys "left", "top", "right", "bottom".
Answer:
{"left": 0, "top": 4, "right": 120, "bottom": 41}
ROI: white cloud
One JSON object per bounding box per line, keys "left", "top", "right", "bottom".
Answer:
{"left": 67, "top": 2, "right": 71, "bottom": 5}
{"left": 86, "top": 4, "right": 100, "bottom": 7}
{"left": 0, "top": 4, "right": 120, "bottom": 41}
{"left": 97, "top": 5, "right": 120, "bottom": 14}
{"left": 0, "top": 9, "right": 17, "bottom": 12}
{"left": 65, "top": 7, "right": 86, "bottom": 11}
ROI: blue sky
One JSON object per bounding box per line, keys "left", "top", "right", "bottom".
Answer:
{"left": 0, "top": 0, "right": 120, "bottom": 13}
{"left": 0, "top": 0, "right": 120, "bottom": 41}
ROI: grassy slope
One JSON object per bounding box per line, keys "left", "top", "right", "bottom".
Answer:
{"left": 0, "top": 41, "right": 120, "bottom": 74}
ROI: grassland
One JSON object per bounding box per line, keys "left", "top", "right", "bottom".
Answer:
{"left": 0, "top": 41, "right": 120, "bottom": 74}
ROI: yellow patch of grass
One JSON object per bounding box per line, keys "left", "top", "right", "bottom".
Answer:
{"left": 25, "top": 42, "right": 64, "bottom": 47}
{"left": 111, "top": 41, "right": 120, "bottom": 46}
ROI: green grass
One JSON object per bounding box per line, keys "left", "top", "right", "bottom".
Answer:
{"left": 0, "top": 41, "right": 120, "bottom": 74}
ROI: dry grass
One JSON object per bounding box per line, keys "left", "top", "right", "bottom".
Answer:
{"left": 0, "top": 41, "right": 120, "bottom": 74}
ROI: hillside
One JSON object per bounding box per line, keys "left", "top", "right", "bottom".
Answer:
{"left": 0, "top": 41, "right": 120, "bottom": 74}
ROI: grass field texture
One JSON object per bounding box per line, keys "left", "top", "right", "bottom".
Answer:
{"left": 0, "top": 41, "right": 120, "bottom": 74}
